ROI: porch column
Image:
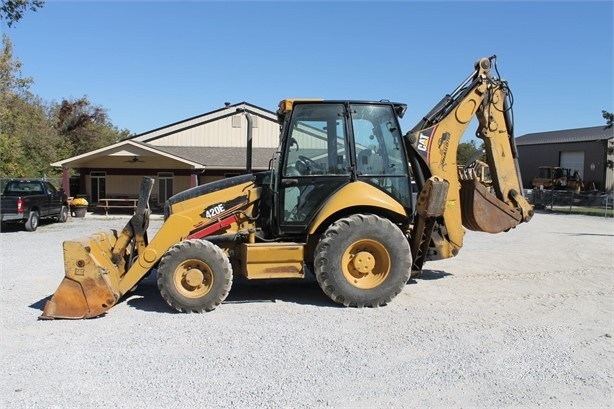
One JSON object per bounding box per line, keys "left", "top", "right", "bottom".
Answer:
{"left": 62, "top": 166, "right": 71, "bottom": 197}
{"left": 190, "top": 172, "right": 198, "bottom": 188}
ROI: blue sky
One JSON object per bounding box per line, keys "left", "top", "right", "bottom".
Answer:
{"left": 3, "top": 0, "right": 613, "bottom": 142}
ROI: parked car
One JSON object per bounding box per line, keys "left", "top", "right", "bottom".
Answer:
{"left": 0, "top": 179, "right": 69, "bottom": 231}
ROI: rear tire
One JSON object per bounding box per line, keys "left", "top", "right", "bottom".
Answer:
{"left": 57, "top": 206, "right": 69, "bottom": 223}
{"left": 315, "top": 214, "right": 411, "bottom": 307}
{"left": 157, "top": 239, "right": 233, "bottom": 313}
{"left": 25, "top": 210, "right": 39, "bottom": 232}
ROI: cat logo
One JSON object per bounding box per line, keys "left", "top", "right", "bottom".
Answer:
{"left": 417, "top": 131, "right": 430, "bottom": 152}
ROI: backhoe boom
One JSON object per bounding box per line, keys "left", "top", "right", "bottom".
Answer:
{"left": 407, "top": 56, "right": 533, "bottom": 263}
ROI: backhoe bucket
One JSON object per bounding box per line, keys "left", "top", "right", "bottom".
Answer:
{"left": 460, "top": 178, "right": 523, "bottom": 233}
{"left": 40, "top": 231, "right": 126, "bottom": 319}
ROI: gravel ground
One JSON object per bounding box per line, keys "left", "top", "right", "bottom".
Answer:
{"left": 1, "top": 211, "right": 612, "bottom": 408}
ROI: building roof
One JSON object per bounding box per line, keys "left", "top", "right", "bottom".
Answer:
{"left": 51, "top": 140, "right": 206, "bottom": 168}
{"left": 51, "top": 139, "right": 277, "bottom": 170}
{"left": 155, "top": 146, "right": 277, "bottom": 170}
{"left": 515, "top": 125, "right": 613, "bottom": 146}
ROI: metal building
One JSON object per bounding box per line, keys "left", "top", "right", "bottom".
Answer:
{"left": 515, "top": 125, "right": 614, "bottom": 192}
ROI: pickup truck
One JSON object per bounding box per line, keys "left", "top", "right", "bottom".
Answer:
{"left": 0, "top": 179, "right": 69, "bottom": 231}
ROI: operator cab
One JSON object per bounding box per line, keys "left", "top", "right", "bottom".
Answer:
{"left": 266, "top": 99, "right": 413, "bottom": 238}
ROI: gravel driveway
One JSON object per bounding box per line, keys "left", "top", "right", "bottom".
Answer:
{"left": 1, "top": 212, "right": 612, "bottom": 408}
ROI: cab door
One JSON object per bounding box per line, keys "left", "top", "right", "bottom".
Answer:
{"left": 351, "top": 104, "right": 412, "bottom": 210}
{"left": 278, "top": 103, "right": 351, "bottom": 235}
{"left": 43, "top": 182, "right": 62, "bottom": 216}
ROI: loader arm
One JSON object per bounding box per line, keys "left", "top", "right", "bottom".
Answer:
{"left": 41, "top": 176, "right": 261, "bottom": 319}
{"left": 407, "top": 56, "right": 533, "bottom": 265}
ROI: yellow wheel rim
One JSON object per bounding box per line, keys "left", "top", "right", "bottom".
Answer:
{"left": 173, "top": 259, "right": 214, "bottom": 299}
{"left": 341, "top": 239, "right": 391, "bottom": 289}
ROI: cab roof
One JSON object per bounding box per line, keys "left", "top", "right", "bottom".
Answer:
{"left": 277, "top": 99, "right": 407, "bottom": 119}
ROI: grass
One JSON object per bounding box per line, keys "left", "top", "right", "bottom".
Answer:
{"left": 541, "top": 205, "right": 614, "bottom": 218}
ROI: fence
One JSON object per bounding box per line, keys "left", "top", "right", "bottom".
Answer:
{"left": 527, "top": 189, "right": 613, "bottom": 217}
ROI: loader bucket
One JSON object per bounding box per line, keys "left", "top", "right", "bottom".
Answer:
{"left": 460, "top": 178, "right": 523, "bottom": 233}
{"left": 40, "top": 177, "right": 155, "bottom": 320}
{"left": 40, "top": 231, "right": 126, "bottom": 319}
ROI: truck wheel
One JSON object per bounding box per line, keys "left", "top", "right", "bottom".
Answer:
{"left": 157, "top": 239, "right": 233, "bottom": 313}
{"left": 25, "top": 210, "right": 39, "bottom": 232}
{"left": 315, "top": 214, "right": 412, "bottom": 307}
{"left": 57, "top": 206, "right": 69, "bottom": 223}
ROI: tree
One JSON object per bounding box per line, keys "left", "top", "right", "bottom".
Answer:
{"left": 54, "top": 97, "right": 129, "bottom": 156}
{"left": 0, "top": 0, "right": 44, "bottom": 27}
{"left": 603, "top": 110, "right": 613, "bottom": 129}
{"left": 0, "top": 34, "right": 129, "bottom": 177}
{"left": 1, "top": 94, "right": 69, "bottom": 177}
{"left": 457, "top": 140, "right": 484, "bottom": 166}
{"left": 0, "top": 34, "right": 58, "bottom": 177}
{"left": 0, "top": 33, "right": 32, "bottom": 96}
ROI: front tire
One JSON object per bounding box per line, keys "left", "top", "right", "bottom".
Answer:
{"left": 157, "top": 239, "right": 233, "bottom": 313}
{"left": 25, "top": 210, "right": 39, "bottom": 232}
{"left": 315, "top": 214, "right": 411, "bottom": 307}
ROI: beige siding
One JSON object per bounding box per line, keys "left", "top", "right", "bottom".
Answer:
{"left": 200, "top": 176, "right": 222, "bottom": 184}
{"left": 132, "top": 104, "right": 280, "bottom": 149}
{"left": 170, "top": 175, "right": 192, "bottom": 195}
{"left": 292, "top": 125, "right": 328, "bottom": 149}
{"left": 83, "top": 174, "right": 143, "bottom": 198}
{"left": 105, "top": 175, "right": 144, "bottom": 196}
{"left": 149, "top": 116, "right": 279, "bottom": 148}
{"left": 84, "top": 174, "right": 193, "bottom": 200}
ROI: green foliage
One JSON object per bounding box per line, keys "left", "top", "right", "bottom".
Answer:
{"left": 0, "top": 92, "right": 63, "bottom": 177}
{"left": 0, "top": 0, "right": 44, "bottom": 28}
{"left": 602, "top": 110, "right": 613, "bottom": 129}
{"left": 54, "top": 97, "right": 128, "bottom": 156}
{"left": 0, "top": 34, "right": 130, "bottom": 178}
{"left": 457, "top": 140, "right": 485, "bottom": 166}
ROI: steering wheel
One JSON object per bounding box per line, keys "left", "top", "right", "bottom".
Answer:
{"left": 297, "top": 155, "right": 322, "bottom": 175}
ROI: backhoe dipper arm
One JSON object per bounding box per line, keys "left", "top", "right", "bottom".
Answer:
{"left": 406, "top": 56, "right": 533, "bottom": 263}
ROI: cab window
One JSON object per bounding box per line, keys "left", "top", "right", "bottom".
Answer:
{"left": 281, "top": 103, "right": 350, "bottom": 224}
{"left": 351, "top": 104, "right": 411, "bottom": 208}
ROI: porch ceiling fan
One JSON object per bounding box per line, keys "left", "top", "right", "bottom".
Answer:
{"left": 125, "top": 156, "right": 145, "bottom": 163}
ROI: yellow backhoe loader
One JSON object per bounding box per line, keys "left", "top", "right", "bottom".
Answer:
{"left": 41, "top": 55, "right": 533, "bottom": 319}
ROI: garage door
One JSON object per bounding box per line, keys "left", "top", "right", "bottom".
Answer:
{"left": 560, "top": 151, "right": 584, "bottom": 178}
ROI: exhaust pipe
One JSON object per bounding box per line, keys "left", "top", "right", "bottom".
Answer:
{"left": 236, "top": 107, "right": 252, "bottom": 174}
